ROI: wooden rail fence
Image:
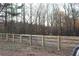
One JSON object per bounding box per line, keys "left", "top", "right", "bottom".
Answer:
{"left": 0, "top": 33, "right": 79, "bottom": 50}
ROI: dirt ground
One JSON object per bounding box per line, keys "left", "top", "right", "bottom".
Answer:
{"left": 0, "top": 48, "right": 73, "bottom": 56}
{"left": 0, "top": 39, "right": 74, "bottom": 56}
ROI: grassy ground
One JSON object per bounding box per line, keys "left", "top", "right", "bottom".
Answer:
{"left": 0, "top": 38, "right": 74, "bottom": 56}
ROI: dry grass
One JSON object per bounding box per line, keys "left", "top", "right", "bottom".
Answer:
{"left": 0, "top": 38, "right": 74, "bottom": 56}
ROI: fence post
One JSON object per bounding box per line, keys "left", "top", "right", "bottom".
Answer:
{"left": 13, "top": 34, "right": 14, "bottom": 42}
{"left": 57, "top": 35, "right": 61, "bottom": 51}
{"left": 1, "top": 33, "right": 3, "bottom": 39}
{"left": 0, "top": 33, "right": 1, "bottom": 39}
{"left": 0, "top": 33, "right": 2, "bottom": 39}
{"left": 6, "top": 33, "right": 8, "bottom": 41}
{"left": 20, "top": 35, "right": 22, "bottom": 43}
{"left": 29, "top": 35, "right": 32, "bottom": 46}
{"left": 42, "top": 35, "right": 45, "bottom": 47}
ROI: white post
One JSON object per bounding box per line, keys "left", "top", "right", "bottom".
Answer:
{"left": 20, "top": 35, "right": 22, "bottom": 43}
{"left": 0, "top": 33, "right": 1, "bottom": 39}
{"left": 29, "top": 35, "right": 32, "bottom": 46}
{"left": 0, "top": 33, "right": 2, "bottom": 39}
{"left": 13, "top": 34, "right": 14, "bottom": 42}
{"left": 1, "top": 33, "right": 3, "bottom": 39}
{"left": 6, "top": 34, "right": 8, "bottom": 41}
{"left": 42, "top": 35, "right": 45, "bottom": 47}
{"left": 58, "top": 35, "right": 61, "bottom": 51}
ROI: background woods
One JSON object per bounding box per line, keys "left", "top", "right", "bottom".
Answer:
{"left": 0, "top": 3, "right": 79, "bottom": 36}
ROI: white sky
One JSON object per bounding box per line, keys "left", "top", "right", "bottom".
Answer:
{"left": 0, "top": 0, "right": 79, "bottom": 3}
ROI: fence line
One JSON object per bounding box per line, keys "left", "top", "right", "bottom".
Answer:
{"left": 0, "top": 33, "right": 79, "bottom": 50}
